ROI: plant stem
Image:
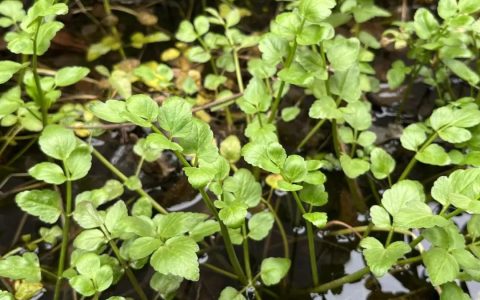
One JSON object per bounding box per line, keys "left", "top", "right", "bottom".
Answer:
{"left": 102, "top": 0, "right": 126, "bottom": 59}
{"left": 90, "top": 146, "right": 168, "bottom": 214}
{"left": 242, "top": 224, "right": 253, "bottom": 281}
{"left": 233, "top": 48, "right": 244, "bottom": 93}
{"left": 297, "top": 119, "right": 327, "bottom": 150}
{"left": 106, "top": 236, "right": 148, "bottom": 300}
{"left": 0, "top": 126, "right": 23, "bottom": 158}
{"left": 398, "top": 132, "right": 438, "bottom": 181}
{"left": 201, "top": 263, "right": 238, "bottom": 280}
{"left": 310, "top": 266, "right": 370, "bottom": 293}
{"left": 53, "top": 176, "right": 72, "bottom": 300}
{"left": 261, "top": 199, "right": 289, "bottom": 258}
{"left": 150, "top": 126, "right": 247, "bottom": 283}
{"left": 292, "top": 191, "right": 318, "bottom": 286}
{"left": 268, "top": 19, "right": 305, "bottom": 124}
{"left": 31, "top": 19, "right": 48, "bottom": 127}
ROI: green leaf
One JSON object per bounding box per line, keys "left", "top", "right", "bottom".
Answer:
{"left": 281, "top": 155, "right": 307, "bottom": 183}
{"left": 0, "top": 253, "right": 41, "bottom": 282}
{"left": 73, "top": 229, "right": 106, "bottom": 251}
{"left": 400, "top": 123, "right": 427, "bottom": 151}
{"left": 183, "top": 166, "right": 216, "bottom": 188}
{"left": 158, "top": 97, "right": 193, "bottom": 138}
{"left": 296, "top": 23, "right": 334, "bottom": 45}
{"left": 458, "top": 0, "right": 480, "bottom": 14}
{"left": 219, "top": 287, "right": 246, "bottom": 300}
{"left": 309, "top": 96, "right": 341, "bottom": 120}
{"left": 326, "top": 37, "right": 360, "bottom": 72}
{"left": 177, "top": 119, "right": 218, "bottom": 163}
{"left": 217, "top": 200, "right": 248, "bottom": 228}
{"left": 248, "top": 211, "right": 274, "bottom": 240}
{"left": 370, "top": 148, "right": 396, "bottom": 180}
{"left": 423, "top": 247, "right": 459, "bottom": 286}
{"left": 443, "top": 58, "right": 480, "bottom": 85}
{"left": 193, "top": 16, "right": 209, "bottom": 35}
{"left": 15, "top": 189, "right": 61, "bottom": 223}
{"left": 438, "top": 0, "right": 458, "bottom": 19}
{"left": 238, "top": 77, "right": 271, "bottom": 114}
{"left": 381, "top": 180, "right": 424, "bottom": 217}
{"left": 424, "top": 224, "right": 465, "bottom": 251}
{"left": 468, "top": 215, "right": 480, "bottom": 239}
{"left": 39, "top": 225, "right": 62, "bottom": 245}
{"left": 414, "top": 8, "right": 439, "bottom": 39}
{"left": 104, "top": 201, "right": 128, "bottom": 236}
{"left": 65, "top": 147, "right": 92, "bottom": 180}
{"left": 415, "top": 144, "right": 451, "bottom": 166}
{"left": 94, "top": 265, "right": 113, "bottom": 292}
{"left": 299, "top": 184, "right": 328, "bottom": 206}
{"left": 150, "top": 236, "right": 200, "bottom": 281}
{"left": 360, "top": 237, "right": 410, "bottom": 277}
{"left": 75, "top": 252, "right": 100, "bottom": 278}
{"left": 39, "top": 124, "right": 77, "bottom": 161}
{"left": 89, "top": 100, "right": 127, "bottom": 123}
{"left": 281, "top": 106, "right": 301, "bottom": 122}
{"left": 129, "top": 237, "right": 162, "bottom": 260}
{"left": 440, "top": 282, "right": 470, "bottom": 300}
{"left": 125, "top": 176, "right": 142, "bottom": 190}
{"left": 0, "top": 60, "right": 23, "bottom": 84}
{"left": 395, "top": 200, "right": 449, "bottom": 228}
{"left": 155, "top": 212, "right": 208, "bottom": 239}
{"left": 122, "top": 94, "right": 158, "bottom": 127}
{"left": 73, "top": 201, "right": 104, "bottom": 229}
{"left": 28, "top": 162, "right": 66, "bottom": 184}
{"left": 298, "top": 0, "right": 336, "bottom": 23}
{"left": 370, "top": 205, "right": 391, "bottom": 228}
{"left": 175, "top": 20, "right": 196, "bottom": 42}
{"left": 339, "top": 154, "right": 370, "bottom": 179}
{"left": 189, "top": 220, "right": 220, "bottom": 242}
{"left": 70, "top": 275, "right": 95, "bottom": 296}
{"left": 54, "top": 66, "right": 89, "bottom": 87}
{"left": 150, "top": 273, "right": 183, "bottom": 300}
{"left": 187, "top": 46, "right": 211, "bottom": 63}
{"left": 260, "top": 257, "right": 291, "bottom": 286}
{"left": 438, "top": 126, "right": 471, "bottom": 144}
{"left": 258, "top": 33, "right": 288, "bottom": 65}
{"left": 303, "top": 212, "right": 328, "bottom": 228}
{"left": 340, "top": 100, "right": 372, "bottom": 130}
{"left": 223, "top": 169, "right": 262, "bottom": 207}
{"left": 278, "top": 62, "right": 313, "bottom": 86}
{"left": 387, "top": 60, "right": 409, "bottom": 89}
{"left": 204, "top": 74, "right": 226, "bottom": 90}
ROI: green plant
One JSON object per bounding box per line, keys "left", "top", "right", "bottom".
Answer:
{"left": 2, "top": 0, "right": 480, "bottom": 299}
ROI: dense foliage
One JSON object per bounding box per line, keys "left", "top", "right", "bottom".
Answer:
{"left": 1, "top": 0, "right": 480, "bottom": 299}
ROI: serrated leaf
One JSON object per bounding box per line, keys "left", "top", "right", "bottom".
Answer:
{"left": 360, "top": 237, "right": 410, "bottom": 277}
{"left": 15, "top": 189, "right": 61, "bottom": 223}
{"left": 28, "top": 162, "right": 66, "bottom": 184}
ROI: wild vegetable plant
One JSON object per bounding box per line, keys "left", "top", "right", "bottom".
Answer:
{"left": 1, "top": 0, "right": 480, "bottom": 299}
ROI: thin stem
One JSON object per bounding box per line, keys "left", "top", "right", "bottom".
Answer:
{"left": 106, "top": 235, "right": 147, "bottom": 300}
{"left": 53, "top": 175, "right": 72, "bottom": 300}
{"left": 310, "top": 266, "right": 370, "bottom": 293}
{"left": 292, "top": 191, "right": 318, "bottom": 285}
{"left": 297, "top": 119, "right": 327, "bottom": 150}
{"left": 385, "top": 228, "right": 394, "bottom": 247}
{"left": 90, "top": 146, "right": 168, "bottom": 214}
{"left": 31, "top": 19, "right": 48, "bottom": 126}
{"left": 268, "top": 19, "right": 305, "bottom": 124}
{"left": 201, "top": 263, "right": 238, "bottom": 280}
{"left": 261, "top": 199, "right": 289, "bottom": 258}
{"left": 398, "top": 132, "right": 438, "bottom": 181}
{"left": 102, "top": 0, "right": 126, "bottom": 59}
{"left": 242, "top": 224, "right": 253, "bottom": 281}
{"left": 0, "top": 126, "right": 23, "bottom": 158}
{"left": 150, "top": 125, "right": 247, "bottom": 283}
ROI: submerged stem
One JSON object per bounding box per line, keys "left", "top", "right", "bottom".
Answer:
{"left": 53, "top": 175, "right": 72, "bottom": 300}
{"left": 292, "top": 191, "right": 318, "bottom": 285}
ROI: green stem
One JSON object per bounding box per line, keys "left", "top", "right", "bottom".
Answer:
{"left": 261, "top": 199, "right": 289, "bottom": 258}
{"left": 103, "top": 0, "right": 126, "bottom": 59}
{"left": 106, "top": 236, "right": 148, "bottom": 300}
{"left": 242, "top": 224, "right": 253, "bottom": 281}
{"left": 150, "top": 126, "right": 247, "bottom": 283}
{"left": 292, "top": 191, "right": 318, "bottom": 285}
{"left": 385, "top": 227, "right": 394, "bottom": 247}
{"left": 268, "top": 19, "right": 305, "bottom": 124}
{"left": 310, "top": 266, "right": 370, "bottom": 293}
{"left": 0, "top": 126, "right": 23, "bottom": 158}
{"left": 90, "top": 147, "right": 168, "bottom": 214}
{"left": 398, "top": 132, "right": 438, "bottom": 181}
{"left": 201, "top": 263, "right": 238, "bottom": 280}
{"left": 297, "top": 119, "right": 327, "bottom": 150}
{"left": 53, "top": 175, "right": 72, "bottom": 300}
{"left": 233, "top": 48, "right": 244, "bottom": 93}
{"left": 31, "top": 19, "right": 48, "bottom": 126}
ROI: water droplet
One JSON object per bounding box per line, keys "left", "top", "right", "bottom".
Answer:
{"left": 198, "top": 253, "right": 209, "bottom": 264}
{"left": 357, "top": 213, "right": 368, "bottom": 222}
{"left": 274, "top": 190, "right": 287, "bottom": 197}
{"left": 293, "top": 226, "right": 306, "bottom": 235}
